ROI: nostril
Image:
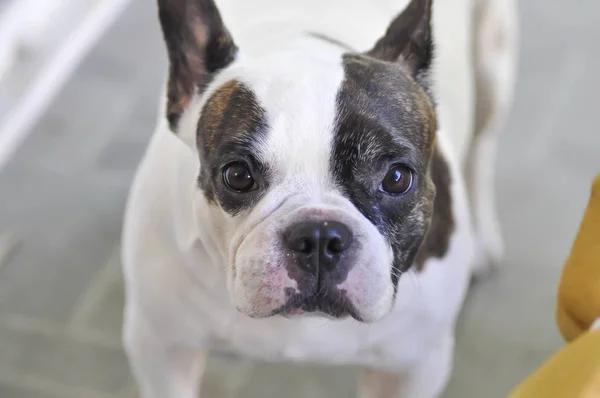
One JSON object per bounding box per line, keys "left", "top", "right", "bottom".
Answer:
{"left": 284, "top": 221, "right": 352, "bottom": 271}
{"left": 289, "top": 238, "right": 307, "bottom": 253}
{"left": 286, "top": 228, "right": 317, "bottom": 254}
{"left": 327, "top": 237, "right": 344, "bottom": 254}
{"left": 296, "top": 239, "right": 313, "bottom": 254}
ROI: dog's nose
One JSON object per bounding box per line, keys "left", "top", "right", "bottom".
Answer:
{"left": 285, "top": 221, "right": 352, "bottom": 274}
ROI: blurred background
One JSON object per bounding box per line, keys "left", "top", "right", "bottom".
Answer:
{"left": 0, "top": 0, "right": 598, "bottom": 397}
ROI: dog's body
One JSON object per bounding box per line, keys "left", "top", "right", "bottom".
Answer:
{"left": 122, "top": 0, "right": 517, "bottom": 397}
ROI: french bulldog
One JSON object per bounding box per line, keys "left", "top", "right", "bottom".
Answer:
{"left": 121, "top": 0, "right": 517, "bottom": 396}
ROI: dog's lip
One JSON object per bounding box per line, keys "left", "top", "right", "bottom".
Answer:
{"left": 272, "top": 292, "right": 362, "bottom": 322}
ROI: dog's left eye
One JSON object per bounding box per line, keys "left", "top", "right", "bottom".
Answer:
{"left": 223, "top": 162, "right": 256, "bottom": 192}
{"left": 379, "top": 164, "right": 414, "bottom": 195}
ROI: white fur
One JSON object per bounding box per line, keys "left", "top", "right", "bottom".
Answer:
{"left": 467, "top": 0, "right": 519, "bottom": 276}
{"left": 122, "top": 0, "right": 517, "bottom": 397}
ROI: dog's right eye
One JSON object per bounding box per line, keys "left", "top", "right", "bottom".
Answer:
{"left": 223, "top": 162, "right": 257, "bottom": 192}
{"left": 379, "top": 164, "right": 414, "bottom": 195}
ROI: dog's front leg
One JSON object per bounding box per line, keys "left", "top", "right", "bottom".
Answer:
{"left": 358, "top": 335, "right": 454, "bottom": 398}
{"left": 123, "top": 306, "right": 207, "bottom": 398}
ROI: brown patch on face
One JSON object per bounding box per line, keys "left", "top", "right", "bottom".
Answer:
{"left": 200, "top": 80, "right": 241, "bottom": 153}
{"left": 414, "top": 145, "right": 455, "bottom": 271}
{"left": 412, "top": 87, "right": 437, "bottom": 145}
{"left": 196, "top": 80, "right": 269, "bottom": 215}
{"left": 198, "top": 80, "right": 267, "bottom": 157}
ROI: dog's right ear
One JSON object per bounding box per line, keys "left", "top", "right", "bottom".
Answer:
{"left": 158, "top": 0, "right": 237, "bottom": 132}
{"left": 366, "top": 0, "right": 433, "bottom": 85}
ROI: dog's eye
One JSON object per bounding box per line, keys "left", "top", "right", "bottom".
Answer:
{"left": 223, "top": 162, "right": 256, "bottom": 192}
{"left": 379, "top": 165, "right": 413, "bottom": 195}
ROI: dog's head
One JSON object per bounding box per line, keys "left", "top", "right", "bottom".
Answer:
{"left": 158, "top": 0, "right": 437, "bottom": 322}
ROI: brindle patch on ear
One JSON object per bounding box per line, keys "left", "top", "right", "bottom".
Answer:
{"left": 366, "top": 0, "right": 433, "bottom": 81}
{"left": 414, "top": 146, "right": 454, "bottom": 271}
{"left": 157, "top": 0, "right": 238, "bottom": 131}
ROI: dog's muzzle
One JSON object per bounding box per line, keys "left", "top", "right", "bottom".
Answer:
{"left": 277, "top": 220, "right": 360, "bottom": 319}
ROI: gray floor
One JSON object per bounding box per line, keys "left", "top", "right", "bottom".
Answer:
{"left": 0, "top": 0, "right": 599, "bottom": 397}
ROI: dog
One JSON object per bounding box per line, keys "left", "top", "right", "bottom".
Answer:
{"left": 121, "top": 0, "right": 517, "bottom": 396}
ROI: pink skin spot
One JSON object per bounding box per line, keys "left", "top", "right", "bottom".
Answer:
{"left": 284, "top": 308, "right": 306, "bottom": 317}
{"left": 252, "top": 267, "right": 296, "bottom": 310}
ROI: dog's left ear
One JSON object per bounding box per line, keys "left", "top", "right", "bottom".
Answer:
{"left": 157, "top": 0, "right": 238, "bottom": 131}
{"left": 366, "top": 0, "right": 433, "bottom": 83}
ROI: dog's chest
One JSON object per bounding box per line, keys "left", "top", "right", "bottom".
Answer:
{"left": 208, "top": 312, "right": 431, "bottom": 370}
{"left": 219, "top": 318, "right": 366, "bottom": 362}
{"left": 186, "top": 265, "right": 453, "bottom": 371}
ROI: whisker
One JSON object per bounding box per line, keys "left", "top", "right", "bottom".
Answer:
{"left": 408, "top": 269, "right": 422, "bottom": 289}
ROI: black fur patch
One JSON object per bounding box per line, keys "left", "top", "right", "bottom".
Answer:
{"left": 414, "top": 147, "right": 454, "bottom": 270}
{"left": 197, "top": 80, "right": 270, "bottom": 215}
{"left": 333, "top": 53, "right": 452, "bottom": 287}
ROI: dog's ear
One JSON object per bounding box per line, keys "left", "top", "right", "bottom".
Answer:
{"left": 158, "top": 0, "right": 237, "bottom": 131}
{"left": 366, "top": 0, "right": 433, "bottom": 83}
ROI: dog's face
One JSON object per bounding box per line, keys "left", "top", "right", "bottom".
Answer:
{"left": 159, "top": 0, "right": 437, "bottom": 322}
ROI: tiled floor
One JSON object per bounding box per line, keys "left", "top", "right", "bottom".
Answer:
{"left": 0, "top": 0, "right": 599, "bottom": 397}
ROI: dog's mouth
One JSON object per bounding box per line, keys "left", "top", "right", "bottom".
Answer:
{"left": 272, "top": 289, "right": 362, "bottom": 321}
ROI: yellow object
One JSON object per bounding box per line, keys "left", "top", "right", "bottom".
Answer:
{"left": 557, "top": 172, "right": 600, "bottom": 342}
{"left": 508, "top": 329, "right": 600, "bottom": 398}
{"left": 509, "top": 173, "right": 600, "bottom": 398}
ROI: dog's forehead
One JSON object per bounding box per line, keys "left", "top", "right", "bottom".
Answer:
{"left": 210, "top": 48, "right": 347, "bottom": 190}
